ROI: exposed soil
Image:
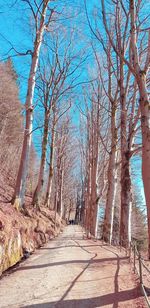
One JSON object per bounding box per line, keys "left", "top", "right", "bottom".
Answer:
{"left": 0, "top": 225, "right": 147, "bottom": 308}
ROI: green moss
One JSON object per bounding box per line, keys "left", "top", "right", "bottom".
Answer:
{"left": 0, "top": 233, "right": 23, "bottom": 274}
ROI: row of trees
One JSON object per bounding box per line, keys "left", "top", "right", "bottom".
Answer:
{"left": 0, "top": 0, "right": 149, "bottom": 259}
{"left": 78, "top": 0, "right": 150, "bottom": 258}
{"left": 0, "top": 1, "right": 80, "bottom": 222}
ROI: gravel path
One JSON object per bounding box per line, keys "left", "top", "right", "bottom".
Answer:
{"left": 0, "top": 225, "right": 146, "bottom": 308}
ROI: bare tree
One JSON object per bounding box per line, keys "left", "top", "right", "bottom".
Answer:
{"left": 32, "top": 29, "right": 86, "bottom": 207}
{"left": 100, "top": 0, "right": 150, "bottom": 256}
{"left": 44, "top": 105, "right": 56, "bottom": 207}
{"left": 79, "top": 80, "right": 109, "bottom": 237}
{"left": 12, "top": 0, "right": 54, "bottom": 209}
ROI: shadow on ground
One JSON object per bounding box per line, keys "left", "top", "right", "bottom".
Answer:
{"left": 15, "top": 256, "right": 128, "bottom": 271}
{"left": 21, "top": 245, "right": 141, "bottom": 308}
{"left": 22, "top": 287, "right": 141, "bottom": 308}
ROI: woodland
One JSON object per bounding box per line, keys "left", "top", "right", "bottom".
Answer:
{"left": 0, "top": 0, "right": 150, "bottom": 272}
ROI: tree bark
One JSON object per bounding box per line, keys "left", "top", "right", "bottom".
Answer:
{"left": 120, "top": 58, "right": 132, "bottom": 248}
{"left": 90, "top": 134, "right": 99, "bottom": 236}
{"left": 57, "top": 168, "right": 64, "bottom": 218}
{"left": 130, "top": 0, "right": 150, "bottom": 257}
{"left": 45, "top": 114, "right": 56, "bottom": 208}
{"left": 138, "top": 79, "right": 150, "bottom": 258}
{"left": 84, "top": 113, "right": 92, "bottom": 236}
{"left": 103, "top": 103, "right": 118, "bottom": 244}
{"left": 32, "top": 108, "right": 49, "bottom": 206}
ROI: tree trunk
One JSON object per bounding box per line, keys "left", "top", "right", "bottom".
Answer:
{"left": 12, "top": 1, "right": 50, "bottom": 209}
{"left": 32, "top": 108, "right": 49, "bottom": 206}
{"left": 138, "top": 78, "right": 150, "bottom": 258}
{"left": 90, "top": 155, "right": 98, "bottom": 236}
{"left": 84, "top": 115, "right": 92, "bottom": 237}
{"left": 84, "top": 102, "right": 100, "bottom": 237}
{"left": 45, "top": 115, "right": 56, "bottom": 208}
{"left": 120, "top": 152, "right": 132, "bottom": 247}
{"left": 85, "top": 170, "right": 91, "bottom": 237}
{"left": 120, "top": 59, "right": 132, "bottom": 247}
{"left": 103, "top": 103, "right": 118, "bottom": 243}
{"left": 130, "top": 0, "right": 150, "bottom": 257}
{"left": 57, "top": 168, "right": 64, "bottom": 218}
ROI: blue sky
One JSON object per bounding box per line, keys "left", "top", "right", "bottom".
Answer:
{"left": 0, "top": 0, "right": 146, "bottom": 207}
{"left": 0, "top": 1, "right": 90, "bottom": 142}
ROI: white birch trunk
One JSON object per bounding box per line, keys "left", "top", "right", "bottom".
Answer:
{"left": 103, "top": 104, "right": 118, "bottom": 244}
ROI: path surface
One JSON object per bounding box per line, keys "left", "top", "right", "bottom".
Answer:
{"left": 0, "top": 225, "right": 146, "bottom": 308}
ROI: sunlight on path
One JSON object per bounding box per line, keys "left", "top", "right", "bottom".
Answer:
{"left": 0, "top": 226, "right": 146, "bottom": 308}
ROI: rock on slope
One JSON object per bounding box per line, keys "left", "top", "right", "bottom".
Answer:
{"left": 0, "top": 203, "right": 62, "bottom": 276}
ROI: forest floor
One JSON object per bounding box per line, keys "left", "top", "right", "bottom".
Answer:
{"left": 0, "top": 225, "right": 147, "bottom": 308}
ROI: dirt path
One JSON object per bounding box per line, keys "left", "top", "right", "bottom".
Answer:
{"left": 0, "top": 225, "right": 146, "bottom": 308}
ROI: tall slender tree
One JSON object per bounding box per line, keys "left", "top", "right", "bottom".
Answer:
{"left": 101, "top": 0, "right": 150, "bottom": 256}
{"left": 12, "top": 0, "right": 53, "bottom": 209}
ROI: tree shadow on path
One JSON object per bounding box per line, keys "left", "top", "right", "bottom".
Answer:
{"left": 22, "top": 287, "right": 141, "bottom": 308}
{"left": 102, "top": 246, "right": 121, "bottom": 308}
{"left": 15, "top": 256, "right": 128, "bottom": 272}
{"left": 21, "top": 245, "right": 140, "bottom": 308}
{"left": 21, "top": 240, "right": 141, "bottom": 308}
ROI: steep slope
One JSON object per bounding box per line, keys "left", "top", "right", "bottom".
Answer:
{"left": 0, "top": 203, "right": 62, "bottom": 276}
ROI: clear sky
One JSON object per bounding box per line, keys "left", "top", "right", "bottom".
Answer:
{"left": 0, "top": 0, "right": 146, "bottom": 208}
